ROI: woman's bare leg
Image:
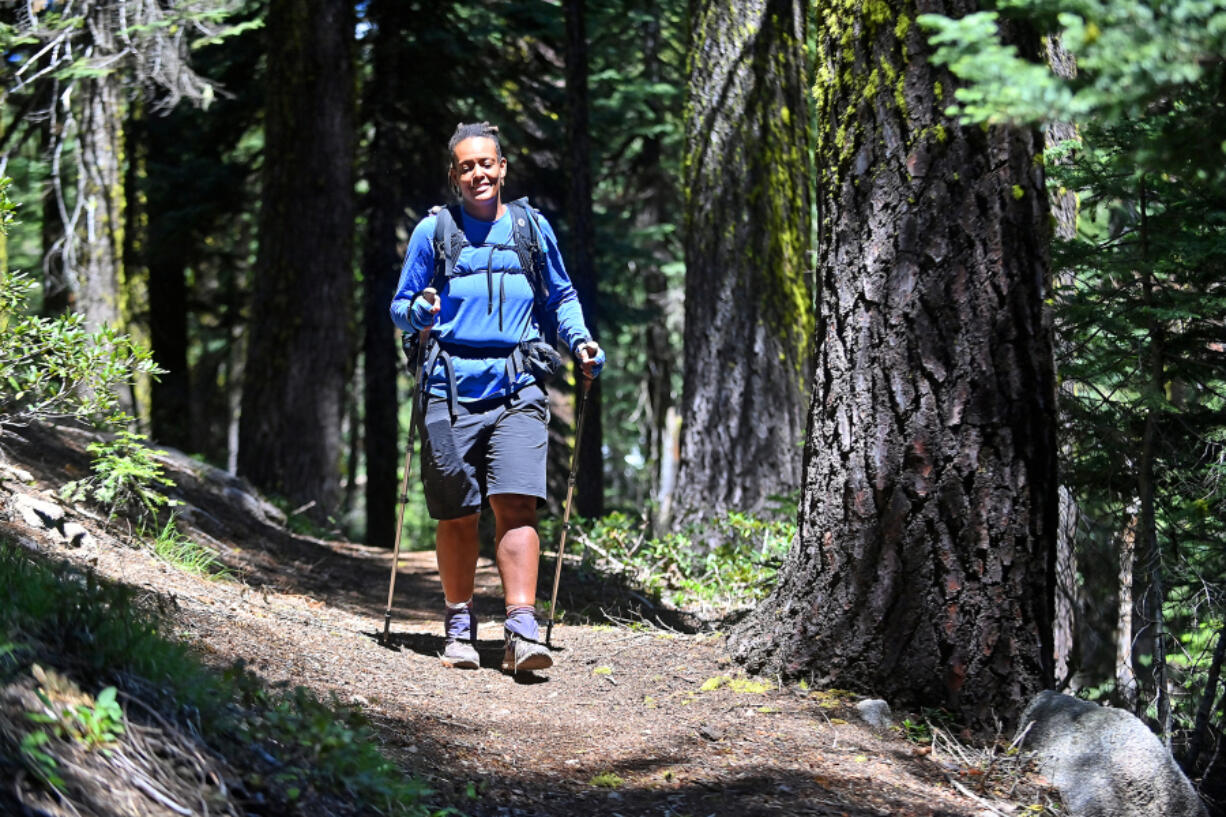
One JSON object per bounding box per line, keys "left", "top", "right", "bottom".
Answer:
{"left": 435, "top": 513, "right": 480, "bottom": 603}
{"left": 489, "top": 493, "right": 539, "bottom": 606}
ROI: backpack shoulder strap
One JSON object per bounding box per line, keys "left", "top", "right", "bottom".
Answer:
{"left": 506, "top": 198, "right": 548, "bottom": 307}
{"left": 429, "top": 204, "right": 466, "bottom": 289}
{"left": 506, "top": 197, "right": 557, "bottom": 346}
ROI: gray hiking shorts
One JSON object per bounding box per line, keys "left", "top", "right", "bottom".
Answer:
{"left": 420, "top": 384, "right": 549, "bottom": 520}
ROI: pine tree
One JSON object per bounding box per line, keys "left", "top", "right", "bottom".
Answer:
{"left": 731, "top": 0, "right": 1058, "bottom": 727}
{"left": 672, "top": 0, "right": 812, "bottom": 536}
{"left": 238, "top": 0, "right": 355, "bottom": 518}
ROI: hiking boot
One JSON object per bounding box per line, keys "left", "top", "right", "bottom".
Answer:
{"left": 501, "top": 607, "right": 552, "bottom": 673}
{"left": 441, "top": 604, "right": 479, "bottom": 669}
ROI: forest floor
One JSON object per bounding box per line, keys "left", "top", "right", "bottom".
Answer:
{"left": 0, "top": 423, "right": 1060, "bottom": 817}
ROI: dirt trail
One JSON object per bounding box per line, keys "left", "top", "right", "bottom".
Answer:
{"left": 1, "top": 424, "right": 1037, "bottom": 817}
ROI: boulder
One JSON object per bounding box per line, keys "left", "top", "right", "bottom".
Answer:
{"left": 1016, "top": 690, "right": 1207, "bottom": 817}
{"left": 855, "top": 698, "right": 892, "bottom": 729}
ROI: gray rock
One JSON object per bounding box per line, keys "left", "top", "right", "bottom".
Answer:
{"left": 0, "top": 462, "right": 34, "bottom": 483}
{"left": 11, "top": 493, "right": 65, "bottom": 530}
{"left": 1016, "top": 690, "right": 1207, "bottom": 817}
{"left": 60, "top": 522, "right": 94, "bottom": 549}
{"left": 855, "top": 698, "right": 892, "bottom": 729}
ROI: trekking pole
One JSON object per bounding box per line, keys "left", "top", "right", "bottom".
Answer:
{"left": 545, "top": 374, "right": 592, "bottom": 648}
{"left": 382, "top": 294, "right": 436, "bottom": 646}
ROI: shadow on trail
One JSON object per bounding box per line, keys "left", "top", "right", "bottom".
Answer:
{"left": 367, "top": 630, "right": 557, "bottom": 683}
{"left": 372, "top": 708, "right": 970, "bottom": 817}
{"left": 3, "top": 423, "right": 447, "bottom": 621}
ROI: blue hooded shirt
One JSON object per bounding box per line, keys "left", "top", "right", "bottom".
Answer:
{"left": 389, "top": 205, "right": 592, "bottom": 403}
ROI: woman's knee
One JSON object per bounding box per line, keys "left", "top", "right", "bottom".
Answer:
{"left": 490, "top": 493, "right": 538, "bottom": 528}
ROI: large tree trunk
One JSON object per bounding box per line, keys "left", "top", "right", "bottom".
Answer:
{"left": 565, "top": 0, "right": 604, "bottom": 519}
{"left": 730, "top": 0, "right": 1057, "bottom": 727}
{"left": 673, "top": 0, "right": 812, "bottom": 535}
{"left": 238, "top": 0, "right": 355, "bottom": 518}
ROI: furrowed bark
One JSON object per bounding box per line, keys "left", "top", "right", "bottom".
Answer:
{"left": 238, "top": 0, "right": 355, "bottom": 518}
{"left": 674, "top": 0, "right": 812, "bottom": 535}
{"left": 730, "top": 0, "right": 1057, "bottom": 727}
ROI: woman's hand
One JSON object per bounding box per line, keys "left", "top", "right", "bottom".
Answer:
{"left": 408, "top": 288, "right": 440, "bottom": 331}
{"left": 575, "top": 340, "right": 605, "bottom": 380}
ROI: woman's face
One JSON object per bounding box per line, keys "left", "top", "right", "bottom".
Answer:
{"left": 450, "top": 137, "right": 506, "bottom": 213}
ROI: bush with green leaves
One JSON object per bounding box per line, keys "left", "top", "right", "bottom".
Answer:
{"left": 0, "top": 178, "right": 160, "bottom": 434}
{"left": 59, "top": 430, "right": 178, "bottom": 523}
{"left": 572, "top": 510, "right": 794, "bottom": 613}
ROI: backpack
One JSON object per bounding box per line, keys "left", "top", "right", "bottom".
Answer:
{"left": 427, "top": 197, "right": 558, "bottom": 347}
{"left": 401, "top": 198, "right": 562, "bottom": 399}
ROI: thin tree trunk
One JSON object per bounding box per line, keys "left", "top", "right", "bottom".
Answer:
{"left": 1045, "top": 34, "right": 1079, "bottom": 689}
{"left": 730, "top": 0, "right": 1057, "bottom": 727}
{"left": 1115, "top": 510, "right": 1140, "bottom": 709}
{"left": 76, "top": 49, "right": 125, "bottom": 334}
{"left": 238, "top": 0, "right": 355, "bottom": 517}
{"left": 1136, "top": 177, "right": 1171, "bottom": 743}
{"left": 1053, "top": 486, "right": 1078, "bottom": 687}
{"left": 40, "top": 103, "right": 70, "bottom": 316}
{"left": 673, "top": 0, "right": 812, "bottom": 535}
{"left": 638, "top": 3, "right": 681, "bottom": 533}
{"left": 361, "top": 0, "right": 411, "bottom": 548}
{"left": 565, "top": 0, "right": 603, "bottom": 519}
{"left": 128, "top": 98, "right": 192, "bottom": 451}
{"left": 1185, "top": 623, "right": 1226, "bottom": 772}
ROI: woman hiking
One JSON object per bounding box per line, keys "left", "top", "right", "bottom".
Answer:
{"left": 389, "top": 122, "right": 604, "bottom": 673}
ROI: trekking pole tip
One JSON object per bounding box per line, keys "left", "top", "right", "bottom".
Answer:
{"left": 381, "top": 611, "right": 392, "bottom": 644}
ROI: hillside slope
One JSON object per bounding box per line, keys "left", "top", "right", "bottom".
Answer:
{"left": 0, "top": 422, "right": 1059, "bottom": 816}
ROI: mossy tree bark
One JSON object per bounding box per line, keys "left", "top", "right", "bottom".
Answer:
{"left": 729, "top": 0, "right": 1058, "bottom": 726}
{"left": 673, "top": 0, "right": 812, "bottom": 535}
{"left": 238, "top": 0, "right": 355, "bottom": 518}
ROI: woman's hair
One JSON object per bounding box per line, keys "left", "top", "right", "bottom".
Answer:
{"left": 447, "top": 121, "right": 503, "bottom": 163}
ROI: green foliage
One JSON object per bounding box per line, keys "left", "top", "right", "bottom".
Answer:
{"left": 919, "top": 0, "right": 1226, "bottom": 121}
{"left": 589, "top": 771, "right": 624, "bottom": 788}
{"left": 0, "top": 178, "right": 161, "bottom": 437}
{"left": 0, "top": 538, "right": 438, "bottom": 815}
{"left": 920, "top": 0, "right": 1226, "bottom": 755}
{"left": 919, "top": 0, "right": 1226, "bottom": 183}
{"left": 24, "top": 668, "right": 125, "bottom": 753}
{"left": 574, "top": 509, "right": 794, "bottom": 611}
{"left": 146, "top": 515, "right": 230, "bottom": 579}
{"left": 0, "top": 270, "right": 162, "bottom": 431}
{"left": 60, "top": 430, "right": 178, "bottom": 523}
{"left": 230, "top": 682, "right": 433, "bottom": 814}
{"left": 900, "top": 717, "right": 932, "bottom": 745}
